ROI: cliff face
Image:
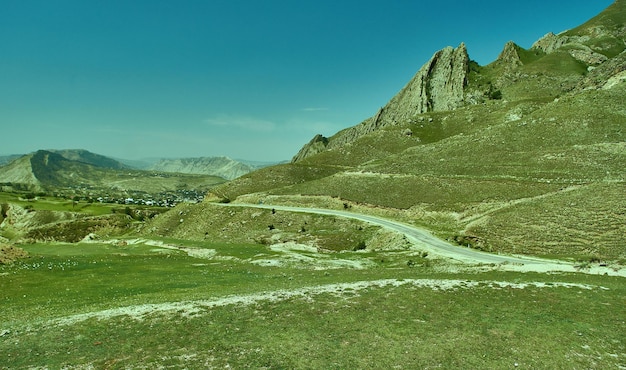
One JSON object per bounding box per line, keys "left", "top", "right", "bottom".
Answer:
{"left": 377, "top": 43, "right": 469, "bottom": 122}
{"left": 293, "top": 43, "right": 470, "bottom": 162}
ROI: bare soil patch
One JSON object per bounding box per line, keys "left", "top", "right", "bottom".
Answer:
{"left": 0, "top": 244, "right": 29, "bottom": 264}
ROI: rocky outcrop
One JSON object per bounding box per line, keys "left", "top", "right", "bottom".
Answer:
{"left": 293, "top": 43, "right": 469, "bottom": 162}
{"left": 532, "top": 32, "right": 609, "bottom": 65}
{"left": 497, "top": 41, "right": 523, "bottom": 67}
{"left": 377, "top": 43, "right": 469, "bottom": 121}
{"left": 531, "top": 0, "right": 626, "bottom": 67}
{"left": 291, "top": 134, "right": 330, "bottom": 163}
{"left": 577, "top": 49, "right": 626, "bottom": 90}
{"left": 532, "top": 32, "right": 577, "bottom": 54}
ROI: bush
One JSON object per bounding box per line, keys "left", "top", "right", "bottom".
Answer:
{"left": 489, "top": 88, "right": 503, "bottom": 100}
{"left": 353, "top": 241, "right": 367, "bottom": 251}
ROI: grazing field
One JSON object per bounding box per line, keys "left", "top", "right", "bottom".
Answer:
{"left": 1, "top": 239, "right": 624, "bottom": 369}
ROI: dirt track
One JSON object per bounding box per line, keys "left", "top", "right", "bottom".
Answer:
{"left": 221, "top": 203, "right": 625, "bottom": 277}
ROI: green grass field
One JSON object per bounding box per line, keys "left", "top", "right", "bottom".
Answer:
{"left": 1, "top": 240, "right": 624, "bottom": 368}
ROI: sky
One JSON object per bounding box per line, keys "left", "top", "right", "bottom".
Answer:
{"left": 0, "top": 0, "right": 614, "bottom": 162}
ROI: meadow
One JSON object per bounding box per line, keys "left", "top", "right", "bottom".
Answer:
{"left": 1, "top": 237, "right": 624, "bottom": 368}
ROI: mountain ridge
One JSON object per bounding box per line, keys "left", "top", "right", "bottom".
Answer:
{"left": 292, "top": 43, "right": 470, "bottom": 162}
{"left": 1, "top": 149, "right": 266, "bottom": 183}
{"left": 292, "top": 1, "right": 625, "bottom": 163}
{"left": 0, "top": 149, "right": 227, "bottom": 196}
{"left": 147, "top": 157, "right": 256, "bottom": 180}
{"left": 203, "top": 1, "right": 625, "bottom": 261}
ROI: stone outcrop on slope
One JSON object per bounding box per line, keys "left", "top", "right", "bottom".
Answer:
{"left": 291, "top": 135, "right": 329, "bottom": 163}
{"left": 292, "top": 43, "right": 470, "bottom": 162}
{"left": 531, "top": 0, "right": 625, "bottom": 66}
{"left": 378, "top": 43, "right": 469, "bottom": 120}
{"left": 532, "top": 32, "right": 609, "bottom": 65}
{"left": 497, "top": 41, "right": 523, "bottom": 67}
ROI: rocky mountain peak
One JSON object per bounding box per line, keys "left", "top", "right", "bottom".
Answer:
{"left": 291, "top": 134, "right": 330, "bottom": 163}
{"left": 380, "top": 43, "right": 469, "bottom": 120}
{"left": 497, "top": 41, "right": 523, "bottom": 67}
{"left": 293, "top": 43, "right": 470, "bottom": 162}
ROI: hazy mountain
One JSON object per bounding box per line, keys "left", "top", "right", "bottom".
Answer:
{"left": 198, "top": 1, "right": 625, "bottom": 261}
{"left": 0, "top": 150, "right": 226, "bottom": 194}
{"left": 0, "top": 155, "right": 21, "bottom": 166}
{"left": 147, "top": 157, "right": 257, "bottom": 180}
{"left": 49, "top": 149, "right": 129, "bottom": 170}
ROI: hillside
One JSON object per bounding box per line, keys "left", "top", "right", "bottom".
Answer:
{"left": 203, "top": 1, "right": 626, "bottom": 262}
{"left": 148, "top": 156, "right": 256, "bottom": 180}
{"left": 3, "top": 4, "right": 626, "bottom": 369}
{"left": 50, "top": 149, "right": 129, "bottom": 170}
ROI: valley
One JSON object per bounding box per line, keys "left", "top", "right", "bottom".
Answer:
{"left": 1, "top": 1, "right": 625, "bottom": 368}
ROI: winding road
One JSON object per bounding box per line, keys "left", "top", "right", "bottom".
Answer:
{"left": 220, "top": 203, "right": 625, "bottom": 276}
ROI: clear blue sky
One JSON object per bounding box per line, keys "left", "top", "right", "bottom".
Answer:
{"left": 0, "top": 0, "right": 613, "bottom": 161}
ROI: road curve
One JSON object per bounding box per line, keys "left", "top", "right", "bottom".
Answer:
{"left": 218, "top": 203, "right": 572, "bottom": 267}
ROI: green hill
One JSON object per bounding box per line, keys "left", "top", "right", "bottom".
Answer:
{"left": 203, "top": 1, "right": 626, "bottom": 261}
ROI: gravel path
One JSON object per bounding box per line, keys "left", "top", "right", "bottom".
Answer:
{"left": 221, "top": 203, "right": 625, "bottom": 276}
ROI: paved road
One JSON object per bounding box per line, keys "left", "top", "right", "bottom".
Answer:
{"left": 219, "top": 203, "right": 571, "bottom": 267}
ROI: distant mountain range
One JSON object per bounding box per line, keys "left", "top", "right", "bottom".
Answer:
{"left": 144, "top": 157, "right": 255, "bottom": 181}
{"left": 0, "top": 150, "right": 228, "bottom": 194}
{"left": 0, "top": 149, "right": 275, "bottom": 185}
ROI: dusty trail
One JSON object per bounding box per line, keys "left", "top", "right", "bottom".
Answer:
{"left": 221, "top": 203, "right": 625, "bottom": 276}
{"left": 460, "top": 185, "right": 583, "bottom": 229}
{"left": 49, "top": 279, "right": 602, "bottom": 326}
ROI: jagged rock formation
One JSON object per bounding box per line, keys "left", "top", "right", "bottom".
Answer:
{"left": 532, "top": 32, "right": 609, "bottom": 65}
{"left": 291, "top": 135, "right": 329, "bottom": 163}
{"left": 532, "top": 1, "right": 625, "bottom": 66}
{"left": 293, "top": 43, "right": 470, "bottom": 162}
{"left": 381, "top": 43, "right": 469, "bottom": 118}
{"left": 293, "top": 1, "right": 626, "bottom": 163}
{"left": 497, "top": 41, "right": 523, "bottom": 67}
{"left": 148, "top": 157, "right": 255, "bottom": 180}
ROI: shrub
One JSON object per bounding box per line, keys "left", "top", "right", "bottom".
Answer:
{"left": 353, "top": 241, "right": 367, "bottom": 251}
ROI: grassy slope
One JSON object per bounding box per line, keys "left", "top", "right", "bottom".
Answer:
{"left": 226, "top": 16, "right": 626, "bottom": 258}
{"left": 144, "top": 202, "right": 384, "bottom": 252}
{"left": 1, "top": 243, "right": 624, "bottom": 368}
{"left": 2, "top": 5, "right": 624, "bottom": 368}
